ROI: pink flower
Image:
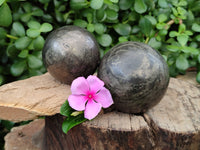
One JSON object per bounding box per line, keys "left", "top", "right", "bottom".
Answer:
{"left": 68, "top": 75, "right": 114, "bottom": 120}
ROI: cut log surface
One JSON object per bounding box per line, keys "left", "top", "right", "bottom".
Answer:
{"left": 1, "top": 72, "right": 200, "bottom": 149}
{"left": 0, "top": 73, "right": 70, "bottom": 122}
{"left": 44, "top": 77, "right": 200, "bottom": 150}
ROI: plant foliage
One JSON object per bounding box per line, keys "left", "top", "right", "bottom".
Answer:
{"left": 1, "top": 0, "right": 200, "bottom": 85}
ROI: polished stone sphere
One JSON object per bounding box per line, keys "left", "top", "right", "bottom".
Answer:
{"left": 98, "top": 42, "right": 169, "bottom": 114}
{"left": 42, "top": 26, "right": 100, "bottom": 84}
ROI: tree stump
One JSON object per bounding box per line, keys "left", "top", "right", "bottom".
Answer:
{"left": 0, "top": 72, "right": 200, "bottom": 150}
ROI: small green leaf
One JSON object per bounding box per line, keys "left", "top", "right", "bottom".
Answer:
{"left": 20, "top": 13, "right": 31, "bottom": 22}
{"left": 90, "top": 0, "right": 103, "bottom": 9}
{"left": 167, "top": 45, "right": 181, "bottom": 52}
{"left": 105, "top": 8, "right": 118, "bottom": 21}
{"left": 114, "top": 23, "right": 131, "bottom": 36}
{"left": 159, "top": 29, "right": 168, "bottom": 36}
{"left": 27, "top": 20, "right": 41, "bottom": 29}
{"left": 0, "top": 0, "right": 5, "bottom": 6}
{"left": 118, "top": 36, "right": 128, "bottom": 43}
{"left": 32, "top": 9, "right": 44, "bottom": 16}
{"left": 145, "top": 16, "right": 157, "bottom": 26}
{"left": 148, "top": 37, "right": 162, "bottom": 49}
{"left": 28, "top": 55, "right": 43, "bottom": 69}
{"left": 178, "top": 24, "right": 186, "bottom": 33}
{"left": 192, "top": 23, "right": 200, "bottom": 32}
{"left": 22, "top": 2, "right": 32, "bottom": 12}
{"left": 18, "top": 50, "right": 29, "bottom": 58}
{"left": 182, "top": 46, "right": 199, "bottom": 55}
{"left": 74, "top": 19, "right": 88, "bottom": 28}
{"left": 15, "top": 36, "right": 31, "bottom": 50}
{"left": 158, "top": 14, "right": 167, "bottom": 23}
{"left": 97, "top": 34, "right": 112, "bottom": 47}
{"left": 62, "top": 114, "right": 87, "bottom": 134}
{"left": 94, "top": 23, "right": 104, "bottom": 34}
{"left": 87, "top": 23, "right": 94, "bottom": 32}
{"left": 60, "top": 101, "right": 74, "bottom": 117}
{"left": 198, "top": 54, "right": 200, "bottom": 63}
{"left": 119, "top": 0, "right": 133, "bottom": 10}
{"left": 40, "top": 23, "right": 53, "bottom": 32}
{"left": 96, "top": 8, "right": 106, "bottom": 22}
{"left": 177, "top": 34, "right": 188, "bottom": 46}
{"left": 134, "top": 0, "right": 147, "bottom": 14}
{"left": 7, "top": 44, "right": 19, "bottom": 57}
{"left": 0, "top": 27, "right": 6, "bottom": 39}
{"left": 196, "top": 72, "right": 200, "bottom": 83}
{"left": 110, "top": 0, "right": 118, "bottom": 3}
{"left": 10, "top": 60, "right": 26, "bottom": 76}
{"left": 176, "top": 55, "right": 189, "bottom": 70}
{"left": 70, "top": 0, "right": 87, "bottom": 10}
{"left": 86, "top": 13, "right": 93, "bottom": 23}
{"left": 33, "top": 36, "right": 45, "bottom": 51}
{"left": 12, "top": 22, "right": 25, "bottom": 37}
{"left": 139, "top": 17, "right": 152, "bottom": 37}
{"left": 169, "top": 31, "right": 178, "bottom": 37}
{"left": 0, "top": 3, "right": 12, "bottom": 27}
{"left": 27, "top": 29, "right": 40, "bottom": 38}
{"left": 158, "top": 0, "right": 168, "bottom": 8}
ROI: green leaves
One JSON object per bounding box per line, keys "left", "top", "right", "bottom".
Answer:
{"left": 192, "top": 23, "right": 200, "bottom": 32}
{"left": 119, "top": 0, "right": 133, "bottom": 10}
{"left": 0, "top": 3, "right": 12, "bottom": 27}
{"left": 15, "top": 37, "right": 31, "bottom": 50}
{"left": 70, "top": 0, "right": 87, "bottom": 10}
{"left": 176, "top": 55, "right": 189, "bottom": 70}
{"left": 177, "top": 34, "right": 188, "bottom": 46}
{"left": 12, "top": 22, "right": 25, "bottom": 37}
{"left": 60, "top": 100, "right": 87, "bottom": 134}
{"left": 40, "top": 23, "right": 53, "bottom": 32}
{"left": 90, "top": 0, "right": 103, "bottom": 9}
{"left": 139, "top": 17, "right": 152, "bottom": 37}
{"left": 134, "top": 0, "right": 147, "bottom": 14}
{"left": 114, "top": 23, "right": 131, "bottom": 36}
{"left": 27, "top": 22, "right": 53, "bottom": 38}
{"left": 97, "top": 34, "right": 112, "bottom": 47}
{"left": 28, "top": 55, "right": 43, "bottom": 69}
{"left": 10, "top": 60, "right": 26, "bottom": 76}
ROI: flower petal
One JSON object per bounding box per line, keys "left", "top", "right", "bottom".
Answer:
{"left": 71, "top": 77, "right": 89, "bottom": 95}
{"left": 84, "top": 100, "right": 101, "bottom": 120}
{"left": 87, "top": 75, "right": 104, "bottom": 93}
{"left": 68, "top": 95, "right": 87, "bottom": 111}
{"left": 95, "top": 87, "right": 114, "bottom": 108}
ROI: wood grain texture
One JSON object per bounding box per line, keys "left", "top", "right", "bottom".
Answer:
{"left": 4, "top": 119, "right": 44, "bottom": 150}
{"left": 0, "top": 73, "right": 70, "bottom": 122}
{"left": 44, "top": 113, "right": 154, "bottom": 150}
{"left": 44, "top": 78, "right": 200, "bottom": 150}
{"left": 144, "top": 77, "right": 200, "bottom": 150}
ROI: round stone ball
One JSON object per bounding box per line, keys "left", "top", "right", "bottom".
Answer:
{"left": 42, "top": 26, "right": 100, "bottom": 84}
{"left": 98, "top": 41, "right": 169, "bottom": 114}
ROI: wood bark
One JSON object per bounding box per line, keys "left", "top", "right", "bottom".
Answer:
{"left": 44, "top": 78, "right": 200, "bottom": 150}
{"left": 4, "top": 119, "right": 44, "bottom": 150}
{"left": 1, "top": 72, "right": 200, "bottom": 150}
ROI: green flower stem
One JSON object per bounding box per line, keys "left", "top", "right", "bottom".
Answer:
{"left": 64, "top": 10, "right": 75, "bottom": 20}
{"left": 145, "top": 37, "right": 149, "bottom": 44}
{"left": 6, "top": 34, "right": 18, "bottom": 40}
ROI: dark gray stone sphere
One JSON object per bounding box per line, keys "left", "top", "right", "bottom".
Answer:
{"left": 98, "top": 42, "right": 169, "bottom": 114}
{"left": 42, "top": 26, "right": 100, "bottom": 84}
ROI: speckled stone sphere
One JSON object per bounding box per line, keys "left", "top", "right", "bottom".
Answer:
{"left": 42, "top": 26, "right": 100, "bottom": 84}
{"left": 98, "top": 42, "right": 169, "bottom": 114}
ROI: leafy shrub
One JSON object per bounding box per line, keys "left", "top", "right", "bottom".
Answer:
{"left": 0, "top": 0, "right": 200, "bottom": 85}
